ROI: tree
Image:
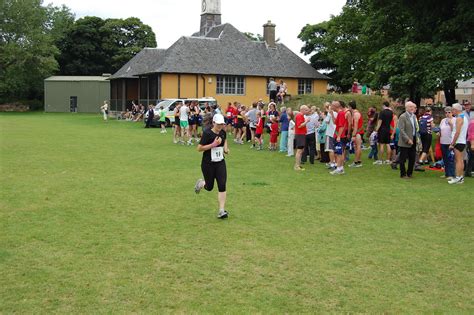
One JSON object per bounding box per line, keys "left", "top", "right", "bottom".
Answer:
{"left": 45, "top": 4, "right": 75, "bottom": 44}
{"left": 57, "top": 16, "right": 157, "bottom": 75}
{"left": 299, "top": 0, "right": 474, "bottom": 104}
{"left": 243, "top": 32, "right": 264, "bottom": 42}
{"left": 243, "top": 32, "right": 279, "bottom": 43}
{"left": 101, "top": 17, "right": 157, "bottom": 72}
{"left": 298, "top": 6, "right": 369, "bottom": 92}
{"left": 57, "top": 16, "right": 109, "bottom": 75}
{"left": 0, "top": 0, "right": 59, "bottom": 101}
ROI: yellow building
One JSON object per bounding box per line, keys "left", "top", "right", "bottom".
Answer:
{"left": 109, "top": 1, "right": 329, "bottom": 111}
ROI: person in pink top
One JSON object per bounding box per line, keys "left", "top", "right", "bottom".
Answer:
{"left": 467, "top": 118, "right": 474, "bottom": 177}
{"left": 438, "top": 107, "right": 455, "bottom": 179}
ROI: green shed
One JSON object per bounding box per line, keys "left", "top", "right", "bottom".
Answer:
{"left": 44, "top": 76, "right": 111, "bottom": 113}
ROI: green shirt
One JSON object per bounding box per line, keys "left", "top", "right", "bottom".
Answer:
{"left": 159, "top": 110, "right": 166, "bottom": 122}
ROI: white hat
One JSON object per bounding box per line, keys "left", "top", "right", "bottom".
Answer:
{"left": 452, "top": 103, "right": 462, "bottom": 111}
{"left": 213, "top": 114, "right": 225, "bottom": 124}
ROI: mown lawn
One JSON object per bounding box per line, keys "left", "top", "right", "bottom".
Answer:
{"left": 0, "top": 112, "right": 472, "bottom": 313}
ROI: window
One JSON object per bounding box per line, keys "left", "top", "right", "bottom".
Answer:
{"left": 216, "top": 76, "right": 245, "bottom": 95}
{"left": 298, "top": 79, "right": 313, "bottom": 95}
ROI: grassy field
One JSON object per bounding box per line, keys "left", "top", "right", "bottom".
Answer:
{"left": 1, "top": 113, "right": 472, "bottom": 313}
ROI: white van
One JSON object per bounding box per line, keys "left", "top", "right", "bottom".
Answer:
{"left": 148, "top": 97, "right": 217, "bottom": 126}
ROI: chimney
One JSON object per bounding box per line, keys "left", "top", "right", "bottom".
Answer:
{"left": 263, "top": 20, "right": 276, "bottom": 48}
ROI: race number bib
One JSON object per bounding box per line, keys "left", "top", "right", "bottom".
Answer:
{"left": 211, "top": 146, "right": 224, "bottom": 162}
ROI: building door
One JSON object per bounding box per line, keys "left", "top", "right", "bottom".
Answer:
{"left": 70, "top": 96, "right": 77, "bottom": 112}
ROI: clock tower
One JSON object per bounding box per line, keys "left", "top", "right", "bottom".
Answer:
{"left": 200, "top": 0, "right": 222, "bottom": 36}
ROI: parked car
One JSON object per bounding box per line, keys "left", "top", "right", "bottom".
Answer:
{"left": 146, "top": 97, "right": 217, "bottom": 127}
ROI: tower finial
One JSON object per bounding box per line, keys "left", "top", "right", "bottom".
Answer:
{"left": 200, "top": 0, "right": 222, "bottom": 36}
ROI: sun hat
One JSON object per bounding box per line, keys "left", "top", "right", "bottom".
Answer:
{"left": 213, "top": 114, "right": 225, "bottom": 124}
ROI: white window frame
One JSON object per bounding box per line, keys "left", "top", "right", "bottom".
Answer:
{"left": 216, "top": 76, "right": 245, "bottom": 95}
{"left": 298, "top": 79, "right": 313, "bottom": 95}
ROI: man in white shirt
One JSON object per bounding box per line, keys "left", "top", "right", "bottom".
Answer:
{"left": 324, "top": 102, "right": 337, "bottom": 169}
{"left": 301, "top": 106, "right": 319, "bottom": 165}
{"left": 449, "top": 103, "right": 469, "bottom": 184}
{"left": 268, "top": 78, "right": 278, "bottom": 103}
{"left": 179, "top": 102, "right": 191, "bottom": 145}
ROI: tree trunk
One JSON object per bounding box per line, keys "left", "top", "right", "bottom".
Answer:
{"left": 443, "top": 80, "right": 457, "bottom": 106}
{"left": 444, "top": 88, "right": 456, "bottom": 106}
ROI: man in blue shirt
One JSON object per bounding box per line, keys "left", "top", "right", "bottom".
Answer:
{"left": 279, "top": 107, "right": 289, "bottom": 152}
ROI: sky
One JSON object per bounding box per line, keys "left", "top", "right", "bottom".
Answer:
{"left": 47, "top": 0, "right": 346, "bottom": 62}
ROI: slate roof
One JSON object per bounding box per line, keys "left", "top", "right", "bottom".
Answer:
{"left": 458, "top": 78, "right": 474, "bottom": 89}
{"left": 111, "top": 23, "right": 329, "bottom": 80}
{"left": 110, "top": 48, "right": 166, "bottom": 79}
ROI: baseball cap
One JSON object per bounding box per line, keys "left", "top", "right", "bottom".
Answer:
{"left": 213, "top": 114, "right": 225, "bottom": 124}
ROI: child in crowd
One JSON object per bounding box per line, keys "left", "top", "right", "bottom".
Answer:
{"left": 269, "top": 116, "right": 279, "bottom": 151}
{"left": 368, "top": 130, "right": 378, "bottom": 160}
{"left": 158, "top": 106, "right": 167, "bottom": 133}
{"left": 255, "top": 111, "right": 264, "bottom": 150}
{"left": 287, "top": 110, "right": 295, "bottom": 157}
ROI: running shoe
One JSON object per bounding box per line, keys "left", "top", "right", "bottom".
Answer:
{"left": 217, "top": 210, "right": 229, "bottom": 219}
{"left": 448, "top": 177, "right": 464, "bottom": 184}
{"left": 194, "top": 179, "right": 204, "bottom": 194}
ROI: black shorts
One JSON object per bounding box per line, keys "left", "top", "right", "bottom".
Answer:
{"left": 174, "top": 118, "right": 180, "bottom": 125}
{"left": 201, "top": 160, "right": 227, "bottom": 193}
{"left": 255, "top": 133, "right": 262, "bottom": 139}
{"left": 420, "top": 133, "right": 432, "bottom": 154}
{"left": 236, "top": 121, "right": 244, "bottom": 129}
{"left": 295, "top": 134, "right": 306, "bottom": 149}
{"left": 270, "top": 90, "right": 277, "bottom": 102}
{"left": 378, "top": 128, "right": 391, "bottom": 144}
{"left": 454, "top": 143, "right": 466, "bottom": 152}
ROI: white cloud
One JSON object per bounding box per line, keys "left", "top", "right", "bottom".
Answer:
{"left": 47, "top": 0, "right": 345, "bottom": 61}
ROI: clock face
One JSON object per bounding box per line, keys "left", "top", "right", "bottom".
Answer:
{"left": 202, "top": 0, "right": 206, "bottom": 12}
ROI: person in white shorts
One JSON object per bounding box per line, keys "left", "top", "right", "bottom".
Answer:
{"left": 179, "top": 102, "right": 190, "bottom": 145}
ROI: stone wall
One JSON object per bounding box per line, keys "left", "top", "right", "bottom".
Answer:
{"left": 0, "top": 103, "right": 30, "bottom": 112}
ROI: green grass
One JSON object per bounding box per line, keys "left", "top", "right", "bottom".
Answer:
{"left": 1, "top": 113, "right": 473, "bottom": 313}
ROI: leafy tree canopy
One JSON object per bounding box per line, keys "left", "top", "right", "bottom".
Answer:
{"left": 299, "top": 0, "right": 474, "bottom": 104}
{"left": 0, "top": 0, "right": 59, "bottom": 101}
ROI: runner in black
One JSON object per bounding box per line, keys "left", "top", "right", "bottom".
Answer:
{"left": 194, "top": 114, "right": 230, "bottom": 219}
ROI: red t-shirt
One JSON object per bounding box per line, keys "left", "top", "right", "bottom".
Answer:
{"left": 334, "top": 110, "right": 347, "bottom": 138}
{"left": 256, "top": 118, "right": 264, "bottom": 134}
{"left": 295, "top": 113, "right": 307, "bottom": 135}
{"left": 225, "top": 108, "right": 233, "bottom": 118}
{"left": 232, "top": 107, "right": 238, "bottom": 123}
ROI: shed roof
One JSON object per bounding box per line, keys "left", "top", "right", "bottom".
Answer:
{"left": 45, "top": 76, "right": 110, "bottom": 82}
